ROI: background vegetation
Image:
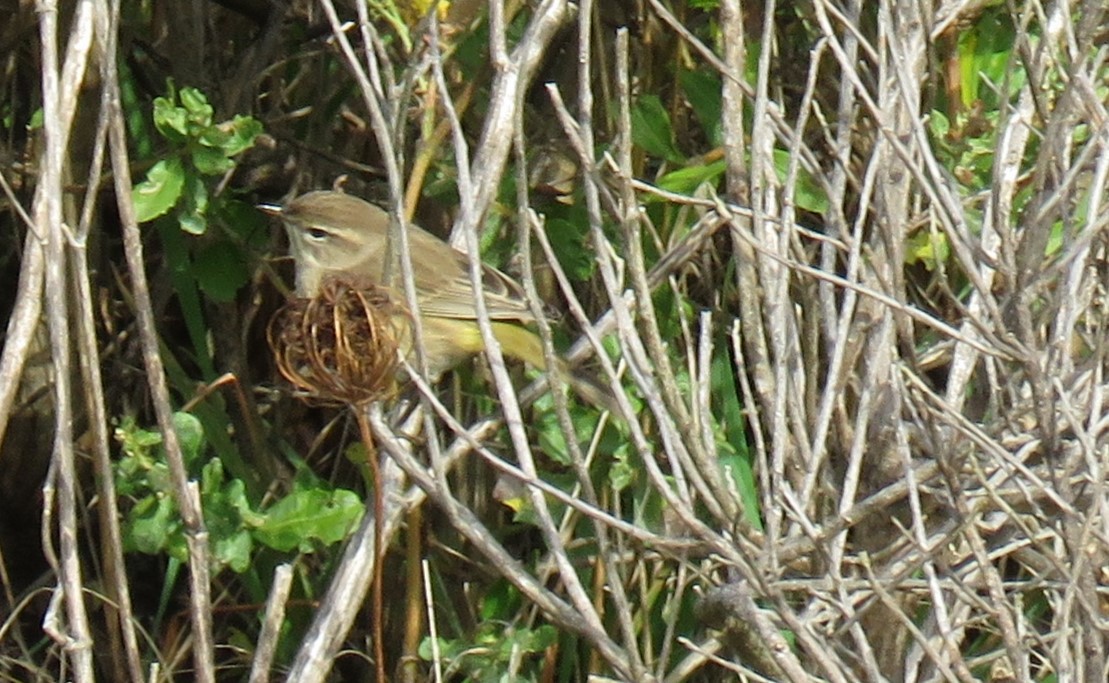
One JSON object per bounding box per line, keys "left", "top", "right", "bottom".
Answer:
{"left": 1, "top": 0, "right": 1107, "bottom": 681}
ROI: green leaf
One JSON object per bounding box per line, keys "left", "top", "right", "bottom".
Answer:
{"left": 631, "top": 95, "right": 683, "bottom": 163}
{"left": 197, "top": 125, "right": 230, "bottom": 150}
{"left": 125, "top": 495, "right": 181, "bottom": 557}
{"left": 419, "top": 637, "right": 465, "bottom": 661}
{"left": 969, "top": 9, "right": 1019, "bottom": 106}
{"left": 120, "top": 63, "right": 154, "bottom": 157}
{"left": 532, "top": 391, "right": 606, "bottom": 466}
{"left": 255, "top": 488, "right": 364, "bottom": 552}
{"left": 906, "top": 229, "right": 951, "bottom": 271}
{"left": 193, "top": 241, "right": 249, "bottom": 302}
{"left": 544, "top": 218, "right": 594, "bottom": 280}
{"left": 479, "top": 578, "right": 525, "bottom": 620}
{"left": 772, "top": 149, "right": 829, "bottom": 215}
{"left": 608, "top": 444, "right": 635, "bottom": 492}
{"left": 172, "top": 411, "right": 205, "bottom": 466}
{"left": 214, "top": 530, "right": 253, "bottom": 573}
{"left": 179, "top": 87, "right": 214, "bottom": 128}
{"left": 957, "top": 32, "right": 981, "bottom": 107}
{"left": 116, "top": 415, "right": 164, "bottom": 459}
{"left": 221, "top": 199, "right": 271, "bottom": 249}
{"left": 155, "top": 218, "right": 217, "bottom": 378}
{"left": 190, "top": 144, "right": 234, "bottom": 176}
{"left": 177, "top": 212, "right": 205, "bottom": 236}
{"left": 153, "top": 95, "right": 188, "bottom": 141}
{"left": 176, "top": 175, "right": 210, "bottom": 235}
{"left": 680, "top": 69, "right": 723, "bottom": 147}
{"left": 195, "top": 457, "right": 264, "bottom": 573}
{"left": 221, "top": 115, "right": 263, "bottom": 156}
{"left": 929, "top": 110, "right": 951, "bottom": 139}
{"left": 517, "top": 624, "right": 557, "bottom": 652}
{"left": 132, "top": 157, "right": 185, "bottom": 222}
{"left": 657, "top": 158, "right": 726, "bottom": 196}
{"left": 200, "top": 456, "right": 226, "bottom": 496}
{"left": 711, "top": 346, "right": 760, "bottom": 528}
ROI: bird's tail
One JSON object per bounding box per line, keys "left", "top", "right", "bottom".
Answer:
{"left": 490, "top": 322, "right": 623, "bottom": 414}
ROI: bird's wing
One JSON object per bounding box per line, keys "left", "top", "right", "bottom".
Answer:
{"left": 415, "top": 249, "right": 535, "bottom": 322}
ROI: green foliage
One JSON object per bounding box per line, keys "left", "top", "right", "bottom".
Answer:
{"left": 928, "top": 10, "right": 1099, "bottom": 271}
{"left": 254, "top": 488, "right": 365, "bottom": 553}
{"left": 125, "top": 84, "right": 268, "bottom": 397}
{"left": 133, "top": 157, "right": 186, "bottom": 223}
{"left": 631, "top": 94, "right": 684, "bottom": 164}
{"left": 657, "top": 158, "right": 727, "bottom": 196}
{"left": 419, "top": 622, "right": 558, "bottom": 683}
{"left": 542, "top": 217, "right": 595, "bottom": 281}
{"left": 530, "top": 391, "right": 614, "bottom": 467}
{"left": 710, "top": 344, "right": 760, "bottom": 528}
{"left": 928, "top": 108, "right": 1003, "bottom": 192}
{"left": 132, "top": 85, "right": 263, "bottom": 229}
{"left": 420, "top": 573, "right": 566, "bottom": 681}
{"left": 921, "top": 9, "right": 1025, "bottom": 274}
{"left": 955, "top": 7, "right": 1020, "bottom": 109}
{"left": 771, "top": 149, "right": 829, "bottom": 214}
{"left": 114, "top": 412, "right": 364, "bottom": 574}
{"left": 192, "top": 239, "right": 253, "bottom": 302}
{"left": 679, "top": 69, "right": 723, "bottom": 147}
{"left": 607, "top": 442, "right": 636, "bottom": 492}
{"left": 636, "top": 69, "right": 827, "bottom": 214}
{"left": 905, "top": 226, "right": 952, "bottom": 272}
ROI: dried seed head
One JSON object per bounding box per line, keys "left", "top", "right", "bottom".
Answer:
{"left": 268, "top": 277, "right": 407, "bottom": 405}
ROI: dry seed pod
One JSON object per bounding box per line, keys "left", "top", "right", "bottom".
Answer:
{"left": 268, "top": 277, "right": 407, "bottom": 405}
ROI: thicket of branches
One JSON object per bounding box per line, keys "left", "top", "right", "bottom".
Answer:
{"left": 1, "top": 0, "right": 1107, "bottom": 681}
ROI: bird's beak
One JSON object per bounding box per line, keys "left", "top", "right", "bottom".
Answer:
{"left": 256, "top": 202, "right": 284, "bottom": 217}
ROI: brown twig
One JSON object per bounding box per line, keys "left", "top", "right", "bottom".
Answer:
{"left": 99, "top": 0, "right": 215, "bottom": 677}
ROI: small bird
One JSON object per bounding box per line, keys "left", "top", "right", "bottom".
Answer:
{"left": 262, "top": 190, "right": 617, "bottom": 411}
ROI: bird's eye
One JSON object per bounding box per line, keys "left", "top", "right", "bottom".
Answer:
{"left": 306, "top": 227, "right": 329, "bottom": 240}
